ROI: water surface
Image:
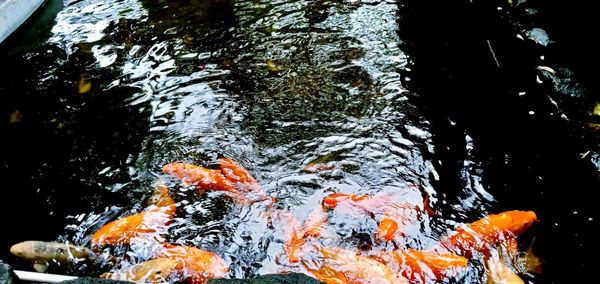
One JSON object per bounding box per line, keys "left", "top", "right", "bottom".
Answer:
{"left": 1, "top": 0, "right": 598, "bottom": 282}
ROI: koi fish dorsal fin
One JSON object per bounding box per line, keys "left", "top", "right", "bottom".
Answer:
{"left": 147, "top": 184, "right": 177, "bottom": 216}
{"left": 218, "top": 157, "right": 260, "bottom": 187}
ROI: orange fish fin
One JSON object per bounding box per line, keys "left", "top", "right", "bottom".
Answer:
{"left": 218, "top": 157, "right": 259, "bottom": 186}
{"left": 519, "top": 238, "right": 542, "bottom": 274}
{"left": 147, "top": 184, "right": 177, "bottom": 216}
{"left": 302, "top": 207, "right": 328, "bottom": 238}
{"left": 486, "top": 257, "right": 525, "bottom": 284}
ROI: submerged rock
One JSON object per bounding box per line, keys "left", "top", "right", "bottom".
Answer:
{"left": 0, "top": 261, "right": 20, "bottom": 284}
{"left": 208, "top": 273, "right": 322, "bottom": 284}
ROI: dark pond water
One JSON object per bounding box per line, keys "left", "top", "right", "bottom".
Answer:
{"left": 1, "top": 0, "right": 598, "bottom": 283}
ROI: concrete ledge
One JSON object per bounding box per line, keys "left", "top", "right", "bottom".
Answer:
{"left": 1, "top": 260, "right": 320, "bottom": 284}
{"left": 208, "top": 273, "right": 322, "bottom": 284}
{"left": 0, "top": 0, "right": 46, "bottom": 43}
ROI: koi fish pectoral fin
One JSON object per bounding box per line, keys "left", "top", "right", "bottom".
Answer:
{"left": 33, "top": 262, "right": 49, "bottom": 273}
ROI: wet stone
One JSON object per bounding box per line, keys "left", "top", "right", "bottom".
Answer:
{"left": 208, "top": 273, "right": 322, "bottom": 284}
{"left": 0, "top": 261, "right": 20, "bottom": 284}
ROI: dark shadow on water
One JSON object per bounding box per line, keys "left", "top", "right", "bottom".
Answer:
{"left": 0, "top": 0, "right": 238, "bottom": 266}
{"left": 0, "top": 45, "right": 150, "bottom": 263}
{"left": 397, "top": 0, "right": 599, "bottom": 282}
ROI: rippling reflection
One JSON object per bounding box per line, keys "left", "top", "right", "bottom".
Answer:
{"left": 113, "top": 0, "right": 442, "bottom": 277}
{"left": 3, "top": 0, "right": 596, "bottom": 282}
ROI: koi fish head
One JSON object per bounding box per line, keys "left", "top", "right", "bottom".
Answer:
{"left": 503, "top": 210, "right": 537, "bottom": 236}
{"left": 10, "top": 241, "right": 36, "bottom": 261}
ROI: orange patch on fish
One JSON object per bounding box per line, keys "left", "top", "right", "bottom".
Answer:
{"left": 305, "top": 265, "right": 348, "bottom": 284}
{"left": 219, "top": 158, "right": 273, "bottom": 203}
{"left": 163, "top": 162, "right": 236, "bottom": 192}
{"left": 375, "top": 203, "right": 421, "bottom": 242}
{"left": 323, "top": 191, "right": 418, "bottom": 217}
{"left": 218, "top": 158, "right": 259, "bottom": 189}
{"left": 286, "top": 228, "right": 305, "bottom": 263}
{"left": 103, "top": 245, "right": 228, "bottom": 284}
{"left": 147, "top": 184, "right": 177, "bottom": 216}
{"left": 377, "top": 218, "right": 399, "bottom": 241}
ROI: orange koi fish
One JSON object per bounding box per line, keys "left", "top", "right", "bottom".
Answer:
{"left": 164, "top": 158, "right": 272, "bottom": 204}
{"left": 322, "top": 192, "right": 395, "bottom": 218}
{"left": 155, "top": 244, "right": 229, "bottom": 283}
{"left": 163, "top": 162, "right": 236, "bottom": 192}
{"left": 91, "top": 186, "right": 177, "bottom": 245}
{"left": 436, "top": 210, "right": 537, "bottom": 257}
{"left": 303, "top": 247, "right": 409, "bottom": 284}
{"left": 285, "top": 208, "right": 328, "bottom": 262}
{"left": 382, "top": 249, "right": 468, "bottom": 282}
{"left": 91, "top": 210, "right": 168, "bottom": 245}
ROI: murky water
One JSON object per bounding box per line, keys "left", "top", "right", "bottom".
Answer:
{"left": 1, "top": 0, "right": 598, "bottom": 283}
